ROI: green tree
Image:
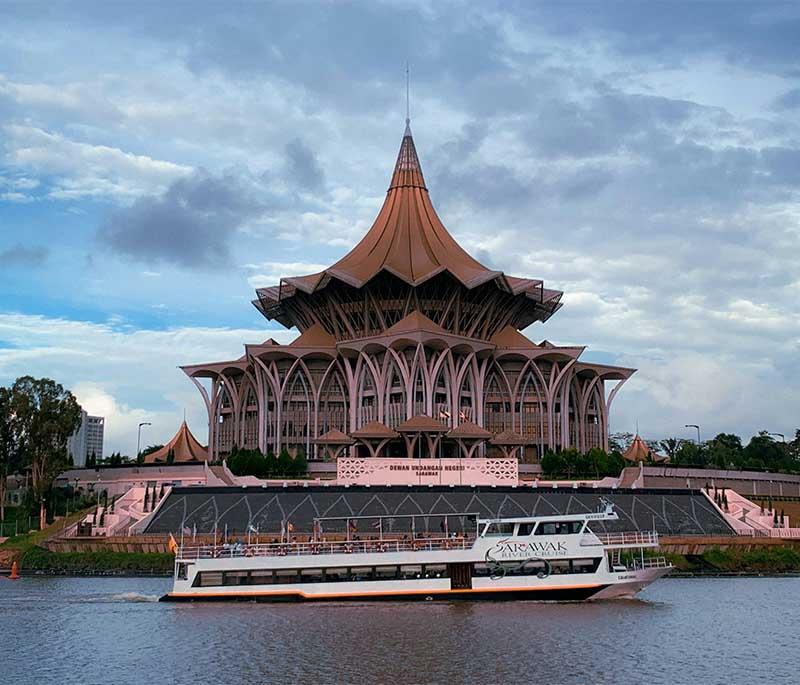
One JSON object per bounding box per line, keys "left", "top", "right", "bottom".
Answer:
{"left": 744, "top": 432, "right": 787, "bottom": 472}
{"left": 265, "top": 450, "right": 278, "bottom": 477}
{"left": 659, "top": 438, "right": 681, "bottom": 461}
{"left": 277, "top": 448, "right": 294, "bottom": 477}
{"left": 292, "top": 447, "right": 308, "bottom": 477}
{"left": 0, "top": 387, "right": 21, "bottom": 522}
{"left": 707, "top": 433, "right": 743, "bottom": 470}
{"left": 9, "top": 376, "right": 82, "bottom": 527}
{"left": 540, "top": 450, "right": 565, "bottom": 477}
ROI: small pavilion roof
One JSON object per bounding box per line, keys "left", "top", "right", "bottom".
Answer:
{"left": 490, "top": 326, "right": 540, "bottom": 350}
{"left": 396, "top": 414, "right": 449, "bottom": 433}
{"left": 446, "top": 421, "right": 492, "bottom": 440}
{"left": 490, "top": 429, "right": 530, "bottom": 446}
{"left": 144, "top": 421, "right": 208, "bottom": 464}
{"left": 350, "top": 421, "right": 399, "bottom": 440}
{"left": 623, "top": 435, "right": 656, "bottom": 462}
{"left": 289, "top": 323, "right": 337, "bottom": 348}
{"left": 383, "top": 311, "right": 449, "bottom": 337}
{"left": 313, "top": 428, "right": 355, "bottom": 445}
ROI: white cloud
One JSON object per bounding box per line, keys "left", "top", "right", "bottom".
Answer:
{"left": 0, "top": 313, "right": 298, "bottom": 455}
{"left": 1, "top": 191, "right": 33, "bottom": 203}
{"left": 2, "top": 124, "right": 191, "bottom": 200}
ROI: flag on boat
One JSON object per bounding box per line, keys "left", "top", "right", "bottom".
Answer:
{"left": 349, "top": 519, "right": 358, "bottom": 532}
{"left": 439, "top": 410, "right": 451, "bottom": 420}
{"left": 167, "top": 533, "right": 178, "bottom": 554}
{"left": 371, "top": 519, "right": 382, "bottom": 529}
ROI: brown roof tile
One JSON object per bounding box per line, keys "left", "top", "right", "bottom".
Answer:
{"left": 313, "top": 428, "right": 355, "bottom": 445}
{"left": 396, "top": 414, "right": 449, "bottom": 432}
{"left": 447, "top": 421, "right": 492, "bottom": 440}
{"left": 349, "top": 421, "right": 400, "bottom": 440}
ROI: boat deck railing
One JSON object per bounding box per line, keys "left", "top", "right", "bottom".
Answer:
{"left": 178, "top": 536, "right": 475, "bottom": 560}
{"left": 631, "top": 556, "right": 671, "bottom": 570}
{"left": 583, "top": 531, "right": 660, "bottom": 548}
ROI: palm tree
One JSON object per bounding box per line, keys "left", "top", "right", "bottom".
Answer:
{"left": 659, "top": 438, "right": 680, "bottom": 461}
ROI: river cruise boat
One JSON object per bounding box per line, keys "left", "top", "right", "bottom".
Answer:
{"left": 161, "top": 502, "right": 671, "bottom": 602}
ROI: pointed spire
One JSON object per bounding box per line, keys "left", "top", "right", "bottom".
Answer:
{"left": 389, "top": 122, "right": 426, "bottom": 190}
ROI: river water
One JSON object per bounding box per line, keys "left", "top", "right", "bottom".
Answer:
{"left": 1, "top": 576, "right": 797, "bottom": 684}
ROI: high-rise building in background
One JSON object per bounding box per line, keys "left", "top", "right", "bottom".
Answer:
{"left": 68, "top": 410, "right": 105, "bottom": 466}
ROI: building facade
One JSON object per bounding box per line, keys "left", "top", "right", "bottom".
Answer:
{"left": 67, "top": 411, "right": 105, "bottom": 467}
{"left": 183, "top": 123, "right": 634, "bottom": 463}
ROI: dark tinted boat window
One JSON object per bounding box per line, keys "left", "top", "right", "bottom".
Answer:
{"left": 223, "top": 571, "right": 249, "bottom": 586}
{"left": 275, "top": 569, "right": 299, "bottom": 584}
{"left": 196, "top": 571, "right": 222, "bottom": 587}
{"left": 301, "top": 569, "right": 324, "bottom": 583}
{"left": 485, "top": 522, "right": 515, "bottom": 536}
{"left": 250, "top": 572, "right": 274, "bottom": 585}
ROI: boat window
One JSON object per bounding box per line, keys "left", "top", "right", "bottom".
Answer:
{"left": 562, "top": 521, "right": 584, "bottom": 534}
{"left": 423, "top": 564, "right": 447, "bottom": 579}
{"left": 196, "top": 571, "right": 222, "bottom": 587}
{"left": 176, "top": 563, "right": 188, "bottom": 580}
{"left": 250, "top": 572, "right": 274, "bottom": 585}
{"left": 350, "top": 566, "right": 373, "bottom": 580}
{"left": 517, "top": 523, "right": 535, "bottom": 536}
{"left": 534, "top": 522, "right": 557, "bottom": 536}
{"left": 549, "top": 560, "right": 571, "bottom": 574}
{"left": 521, "top": 560, "right": 547, "bottom": 575}
{"left": 400, "top": 564, "right": 423, "bottom": 579}
{"left": 374, "top": 566, "right": 399, "bottom": 580}
{"left": 223, "top": 571, "right": 249, "bottom": 586}
{"left": 572, "top": 559, "right": 600, "bottom": 573}
{"left": 484, "top": 522, "right": 516, "bottom": 537}
{"left": 473, "top": 563, "right": 492, "bottom": 577}
{"left": 300, "top": 569, "right": 324, "bottom": 583}
{"left": 275, "top": 569, "right": 299, "bottom": 584}
{"left": 324, "top": 568, "right": 348, "bottom": 582}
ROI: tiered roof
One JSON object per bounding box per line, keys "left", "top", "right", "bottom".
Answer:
{"left": 253, "top": 123, "right": 563, "bottom": 331}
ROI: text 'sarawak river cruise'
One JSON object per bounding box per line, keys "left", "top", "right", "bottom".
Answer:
{"left": 161, "top": 503, "right": 672, "bottom": 602}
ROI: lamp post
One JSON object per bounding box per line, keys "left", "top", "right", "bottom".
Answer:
{"left": 137, "top": 422, "right": 152, "bottom": 460}
{"left": 685, "top": 424, "right": 701, "bottom": 445}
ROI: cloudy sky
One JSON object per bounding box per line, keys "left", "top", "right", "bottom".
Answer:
{"left": 1, "top": 1, "right": 799, "bottom": 454}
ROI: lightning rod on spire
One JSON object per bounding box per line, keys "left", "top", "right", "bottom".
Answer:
{"left": 405, "top": 61, "right": 410, "bottom": 125}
